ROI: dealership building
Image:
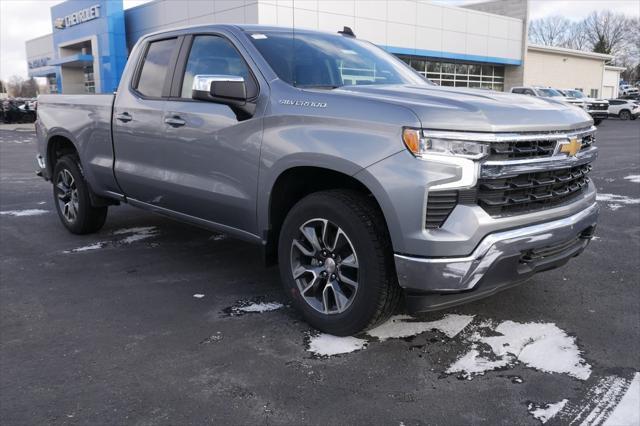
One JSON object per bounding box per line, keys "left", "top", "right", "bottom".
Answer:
{"left": 26, "top": 0, "right": 622, "bottom": 97}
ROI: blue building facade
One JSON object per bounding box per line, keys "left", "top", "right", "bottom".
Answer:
{"left": 28, "top": 0, "right": 127, "bottom": 94}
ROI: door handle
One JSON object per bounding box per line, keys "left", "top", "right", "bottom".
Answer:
{"left": 164, "top": 116, "right": 186, "bottom": 127}
{"left": 115, "top": 112, "right": 132, "bottom": 122}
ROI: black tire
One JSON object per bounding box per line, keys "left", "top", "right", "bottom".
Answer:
{"left": 631, "top": 115, "right": 638, "bottom": 121}
{"left": 278, "top": 189, "right": 401, "bottom": 336}
{"left": 619, "top": 110, "right": 631, "bottom": 120}
{"left": 53, "top": 155, "right": 108, "bottom": 234}
{"left": 593, "top": 118, "right": 602, "bottom": 126}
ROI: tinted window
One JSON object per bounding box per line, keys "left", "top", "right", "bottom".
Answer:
{"left": 181, "top": 35, "right": 255, "bottom": 98}
{"left": 136, "top": 38, "right": 177, "bottom": 97}
{"left": 512, "top": 88, "right": 525, "bottom": 94}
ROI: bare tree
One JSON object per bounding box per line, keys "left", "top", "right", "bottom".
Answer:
{"left": 7, "top": 76, "right": 24, "bottom": 98}
{"left": 20, "top": 77, "right": 39, "bottom": 98}
{"left": 583, "top": 11, "right": 628, "bottom": 56}
{"left": 528, "top": 16, "right": 571, "bottom": 46}
{"left": 563, "top": 21, "right": 591, "bottom": 51}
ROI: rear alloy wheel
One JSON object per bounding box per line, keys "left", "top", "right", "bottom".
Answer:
{"left": 278, "top": 190, "right": 401, "bottom": 336}
{"left": 619, "top": 110, "right": 631, "bottom": 120}
{"left": 53, "top": 155, "right": 108, "bottom": 234}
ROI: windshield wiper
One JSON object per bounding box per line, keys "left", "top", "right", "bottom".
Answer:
{"left": 296, "top": 84, "right": 341, "bottom": 90}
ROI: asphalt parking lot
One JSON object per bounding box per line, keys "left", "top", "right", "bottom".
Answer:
{"left": 1, "top": 120, "right": 639, "bottom": 425}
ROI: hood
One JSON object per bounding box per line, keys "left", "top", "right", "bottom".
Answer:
{"left": 334, "top": 84, "right": 593, "bottom": 132}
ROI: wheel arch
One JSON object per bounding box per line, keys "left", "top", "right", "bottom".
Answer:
{"left": 263, "top": 165, "right": 394, "bottom": 265}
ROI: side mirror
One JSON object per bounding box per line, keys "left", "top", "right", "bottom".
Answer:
{"left": 192, "top": 75, "right": 255, "bottom": 119}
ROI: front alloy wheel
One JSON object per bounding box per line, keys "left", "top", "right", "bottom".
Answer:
{"left": 291, "top": 218, "right": 359, "bottom": 314}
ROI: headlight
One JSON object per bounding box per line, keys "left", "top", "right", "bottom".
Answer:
{"left": 402, "top": 128, "right": 489, "bottom": 160}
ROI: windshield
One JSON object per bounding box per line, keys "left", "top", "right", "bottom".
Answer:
{"left": 537, "top": 88, "right": 563, "bottom": 97}
{"left": 565, "top": 90, "right": 585, "bottom": 98}
{"left": 247, "top": 31, "right": 429, "bottom": 88}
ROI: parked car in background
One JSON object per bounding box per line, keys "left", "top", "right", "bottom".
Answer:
{"left": 619, "top": 84, "right": 639, "bottom": 97}
{"left": 511, "top": 86, "right": 587, "bottom": 111}
{"left": 608, "top": 99, "right": 639, "bottom": 120}
{"left": 558, "top": 89, "right": 608, "bottom": 125}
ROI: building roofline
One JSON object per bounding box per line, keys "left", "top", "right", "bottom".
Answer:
{"left": 528, "top": 44, "right": 613, "bottom": 60}
{"left": 25, "top": 33, "right": 53, "bottom": 44}
{"left": 604, "top": 65, "right": 626, "bottom": 71}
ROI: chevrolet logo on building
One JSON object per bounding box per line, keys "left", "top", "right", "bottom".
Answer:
{"left": 559, "top": 137, "right": 582, "bottom": 157}
{"left": 54, "top": 18, "right": 65, "bottom": 29}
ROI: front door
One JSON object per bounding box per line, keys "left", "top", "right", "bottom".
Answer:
{"left": 156, "top": 34, "right": 265, "bottom": 234}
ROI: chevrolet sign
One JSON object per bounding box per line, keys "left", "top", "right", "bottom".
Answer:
{"left": 54, "top": 4, "right": 100, "bottom": 29}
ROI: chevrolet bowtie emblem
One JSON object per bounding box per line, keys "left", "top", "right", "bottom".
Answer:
{"left": 559, "top": 137, "right": 582, "bottom": 157}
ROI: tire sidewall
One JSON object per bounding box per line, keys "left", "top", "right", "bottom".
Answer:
{"left": 53, "top": 156, "right": 93, "bottom": 234}
{"left": 278, "top": 193, "right": 390, "bottom": 335}
{"left": 619, "top": 110, "right": 630, "bottom": 120}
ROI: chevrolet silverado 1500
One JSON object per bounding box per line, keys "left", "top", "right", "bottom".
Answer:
{"left": 36, "top": 25, "right": 599, "bottom": 335}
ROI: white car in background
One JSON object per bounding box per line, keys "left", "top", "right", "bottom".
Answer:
{"left": 511, "top": 86, "right": 587, "bottom": 111}
{"left": 608, "top": 99, "right": 639, "bottom": 120}
{"left": 619, "top": 85, "right": 639, "bottom": 97}
{"left": 558, "top": 89, "right": 609, "bottom": 125}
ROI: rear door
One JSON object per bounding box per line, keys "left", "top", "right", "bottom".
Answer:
{"left": 112, "top": 36, "right": 181, "bottom": 202}
{"left": 153, "top": 33, "right": 266, "bottom": 234}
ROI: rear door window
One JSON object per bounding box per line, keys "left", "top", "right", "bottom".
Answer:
{"left": 136, "top": 38, "right": 178, "bottom": 97}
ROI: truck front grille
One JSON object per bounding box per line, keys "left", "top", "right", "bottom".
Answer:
{"left": 588, "top": 103, "right": 608, "bottom": 111}
{"left": 476, "top": 164, "right": 591, "bottom": 216}
{"left": 487, "top": 133, "right": 595, "bottom": 160}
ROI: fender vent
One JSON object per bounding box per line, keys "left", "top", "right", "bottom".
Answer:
{"left": 425, "top": 190, "right": 458, "bottom": 229}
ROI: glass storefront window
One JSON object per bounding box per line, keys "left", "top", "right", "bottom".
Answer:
{"left": 84, "top": 65, "right": 95, "bottom": 94}
{"left": 396, "top": 55, "right": 506, "bottom": 91}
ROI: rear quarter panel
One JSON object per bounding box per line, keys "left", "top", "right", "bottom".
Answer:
{"left": 37, "top": 94, "right": 120, "bottom": 196}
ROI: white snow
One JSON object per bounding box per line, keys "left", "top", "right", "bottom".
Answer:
{"left": 235, "top": 302, "right": 283, "bottom": 313}
{"left": 0, "top": 209, "right": 48, "bottom": 216}
{"left": 572, "top": 375, "right": 630, "bottom": 425}
{"left": 113, "top": 226, "right": 158, "bottom": 243}
{"left": 445, "top": 320, "right": 591, "bottom": 380}
{"left": 623, "top": 175, "right": 640, "bottom": 183}
{"left": 596, "top": 193, "right": 640, "bottom": 209}
{"left": 529, "top": 399, "right": 568, "bottom": 424}
{"left": 367, "top": 314, "right": 475, "bottom": 341}
{"left": 603, "top": 372, "right": 640, "bottom": 426}
{"left": 307, "top": 334, "right": 367, "bottom": 356}
{"left": 480, "top": 321, "right": 591, "bottom": 380}
{"left": 63, "top": 242, "right": 105, "bottom": 253}
{"left": 193, "top": 294, "right": 205, "bottom": 299}
{"left": 446, "top": 345, "right": 511, "bottom": 378}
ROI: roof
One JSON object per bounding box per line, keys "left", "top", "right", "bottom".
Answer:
{"left": 527, "top": 44, "right": 613, "bottom": 61}
{"left": 604, "top": 65, "right": 626, "bottom": 72}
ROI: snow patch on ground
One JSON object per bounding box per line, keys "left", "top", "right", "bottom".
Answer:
{"left": 623, "top": 175, "right": 640, "bottom": 183}
{"left": 446, "top": 321, "right": 591, "bottom": 380}
{"left": 235, "top": 302, "right": 283, "bottom": 313}
{"left": 307, "top": 334, "right": 367, "bottom": 357}
{"left": 603, "top": 372, "right": 640, "bottom": 426}
{"left": 596, "top": 193, "right": 640, "bottom": 210}
{"left": 569, "top": 374, "right": 637, "bottom": 425}
{"left": 113, "top": 226, "right": 159, "bottom": 243}
{"left": 193, "top": 294, "right": 205, "bottom": 299}
{"left": 446, "top": 345, "right": 511, "bottom": 378}
{"left": 0, "top": 209, "right": 48, "bottom": 216}
{"left": 367, "top": 314, "right": 475, "bottom": 341}
{"left": 63, "top": 242, "right": 105, "bottom": 253}
{"left": 528, "top": 399, "right": 568, "bottom": 424}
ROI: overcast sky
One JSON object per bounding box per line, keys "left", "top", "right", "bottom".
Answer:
{"left": 1, "top": 0, "right": 639, "bottom": 80}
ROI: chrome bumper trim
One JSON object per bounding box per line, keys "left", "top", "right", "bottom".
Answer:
{"left": 422, "top": 126, "right": 596, "bottom": 143}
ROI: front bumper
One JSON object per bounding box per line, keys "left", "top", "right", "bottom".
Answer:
{"left": 587, "top": 110, "right": 608, "bottom": 119}
{"left": 395, "top": 202, "right": 599, "bottom": 312}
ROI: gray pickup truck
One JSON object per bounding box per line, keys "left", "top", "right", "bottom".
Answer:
{"left": 36, "top": 25, "right": 599, "bottom": 335}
